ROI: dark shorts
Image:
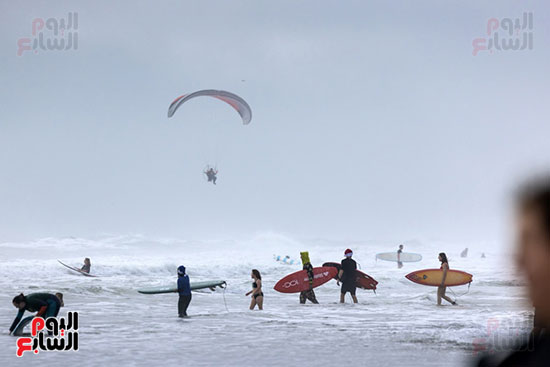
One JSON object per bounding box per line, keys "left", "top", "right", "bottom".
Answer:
{"left": 341, "top": 282, "right": 356, "bottom": 296}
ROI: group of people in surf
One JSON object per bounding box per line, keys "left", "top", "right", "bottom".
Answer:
{"left": 7, "top": 176, "right": 550, "bottom": 366}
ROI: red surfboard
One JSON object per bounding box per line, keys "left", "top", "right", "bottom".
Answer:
{"left": 274, "top": 266, "right": 338, "bottom": 293}
{"left": 322, "top": 262, "right": 378, "bottom": 290}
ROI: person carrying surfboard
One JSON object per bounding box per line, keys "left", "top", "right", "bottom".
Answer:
{"left": 177, "top": 265, "right": 192, "bottom": 317}
{"left": 437, "top": 253, "right": 457, "bottom": 306}
{"left": 9, "top": 293, "right": 62, "bottom": 335}
{"left": 245, "top": 269, "right": 263, "bottom": 310}
{"left": 299, "top": 252, "right": 319, "bottom": 304}
{"left": 397, "top": 245, "right": 404, "bottom": 269}
{"left": 81, "top": 258, "right": 91, "bottom": 273}
{"left": 338, "top": 249, "right": 358, "bottom": 304}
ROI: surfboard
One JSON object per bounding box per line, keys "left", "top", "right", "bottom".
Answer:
{"left": 376, "top": 252, "right": 422, "bottom": 262}
{"left": 58, "top": 260, "right": 98, "bottom": 277}
{"left": 273, "top": 255, "right": 300, "bottom": 265}
{"left": 322, "top": 262, "right": 378, "bottom": 290}
{"left": 137, "top": 280, "right": 226, "bottom": 294}
{"left": 405, "top": 269, "right": 473, "bottom": 287}
{"left": 273, "top": 266, "right": 337, "bottom": 294}
{"left": 11, "top": 316, "right": 34, "bottom": 337}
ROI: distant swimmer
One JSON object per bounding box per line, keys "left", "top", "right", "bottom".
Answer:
{"left": 481, "top": 253, "right": 486, "bottom": 259}
{"left": 299, "top": 252, "right": 318, "bottom": 304}
{"left": 177, "top": 265, "right": 191, "bottom": 317}
{"left": 9, "top": 293, "right": 62, "bottom": 335}
{"left": 397, "top": 244, "right": 404, "bottom": 269}
{"left": 460, "top": 248, "right": 469, "bottom": 258}
{"left": 245, "top": 269, "right": 263, "bottom": 310}
{"left": 437, "top": 253, "right": 457, "bottom": 306}
{"left": 338, "top": 249, "right": 358, "bottom": 304}
{"left": 204, "top": 167, "right": 218, "bottom": 185}
{"left": 81, "top": 258, "right": 91, "bottom": 273}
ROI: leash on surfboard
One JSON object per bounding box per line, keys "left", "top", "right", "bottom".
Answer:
{"left": 448, "top": 281, "right": 472, "bottom": 301}
{"left": 222, "top": 282, "right": 229, "bottom": 312}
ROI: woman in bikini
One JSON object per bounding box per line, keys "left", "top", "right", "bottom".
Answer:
{"left": 245, "top": 269, "right": 263, "bottom": 310}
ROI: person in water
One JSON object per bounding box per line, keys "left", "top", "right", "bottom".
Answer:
{"left": 55, "top": 292, "right": 64, "bottom": 307}
{"left": 81, "top": 258, "right": 91, "bottom": 273}
{"left": 177, "top": 265, "right": 191, "bottom": 317}
{"left": 205, "top": 168, "right": 218, "bottom": 185}
{"left": 9, "top": 293, "right": 62, "bottom": 335}
{"left": 338, "top": 249, "right": 358, "bottom": 304}
{"left": 299, "top": 251, "right": 318, "bottom": 304}
{"left": 476, "top": 175, "right": 550, "bottom": 366}
{"left": 245, "top": 269, "right": 263, "bottom": 310}
{"left": 437, "top": 252, "right": 457, "bottom": 306}
{"left": 397, "top": 244, "right": 404, "bottom": 269}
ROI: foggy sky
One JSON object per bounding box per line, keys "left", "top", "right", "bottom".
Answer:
{"left": 1, "top": 1, "right": 549, "bottom": 243}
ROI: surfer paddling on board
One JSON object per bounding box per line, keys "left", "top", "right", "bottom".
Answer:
{"left": 338, "top": 249, "right": 358, "bottom": 304}
{"left": 437, "top": 253, "right": 457, "bottom": 306}
{"left": 299, "top": 252, "right": 319, "bottom": 304}
{"left": 397, "top": 245, "right": 404, "bottom": 269}
{"left": 9, "top": 293, "right": 62, "bottom": 335}
{"left": 177, "top": 266, "right": 192, "bottom": 317}
{"left": 80, "top": 258, "right": 91, "bottom": 273}
{"left": 245, "top": 269, "right": 263, "bottom": 310}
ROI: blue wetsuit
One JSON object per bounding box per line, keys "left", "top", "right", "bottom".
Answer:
{"left": 177, "top": 274, "right": 191, "bottom": 317}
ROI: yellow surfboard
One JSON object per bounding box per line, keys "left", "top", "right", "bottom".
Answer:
{"left": 405, "top": 269, "right": 472, "bottom": 287}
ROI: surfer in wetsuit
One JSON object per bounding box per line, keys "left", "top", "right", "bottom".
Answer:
{"left": 177, "top": 265, "right": 192, "bottom": 317}
{"left": 9, "top": 293, "right": 62, "bottom": 335}
{"left": 338, "top": 249, "right": 358, "bottom": 304}
{"left": 397, "top": 244, "right": 404, "bottom": 269}
{"left": 80, "top": 258, "right": 91, "bottom": 273}
{"left": 245, "top": 269, "right": 263, "bottom": 310}
{"left": 299, "top": 252, "right": 318, "bottom": 304}
{"left": 437, "top": 253, "right": 457, "bottom": 306}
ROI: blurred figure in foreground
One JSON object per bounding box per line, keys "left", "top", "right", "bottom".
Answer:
{"left": 477, "top": 175, "right": 550, "bottom": 366}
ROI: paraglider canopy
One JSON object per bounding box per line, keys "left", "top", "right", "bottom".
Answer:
{"left": 167, "top": 89, "right": 252, "bottom": 125}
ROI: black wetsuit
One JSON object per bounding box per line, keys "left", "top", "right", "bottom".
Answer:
{"left": 397, "top": 249, "right": 403, "bottom": 268}
{"left": 9, "top": 293, "right": 61, "bottom": 333}
{"left": 81, "top": 264, "right": 90, "bottom": 273}
{"left": 299, "top": 263, "right": 318, "bottom": 304}
{"left": 178, "top": 275, "right": 192, "bottom": 317}
{"left": 340, "top": 258, "right": 357, "bottom": 295}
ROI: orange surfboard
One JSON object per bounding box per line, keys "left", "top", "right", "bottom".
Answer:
{"left": 274, "top": 267, "right": 338, "bottom": 293}
{"left": 405, "top": 269, "right": 472, "bottom": 287}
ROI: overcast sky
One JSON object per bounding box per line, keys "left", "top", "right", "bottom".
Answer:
{"left": 1, "top": 1, "right": 549, "bottom": 243}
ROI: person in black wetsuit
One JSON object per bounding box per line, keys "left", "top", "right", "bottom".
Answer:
{"left": 338, "top": 249, "right": 358, "bottom": 304}
{"left": 245, "top": 269, "right": 263, "bottom": 310}
{"left": 81, "top": 258, "right": 91, "bottom": 273}
{"left": 9, "top": 293, "right": 61, "bottom": 335}
{"left": 299, "top": 251, "right": 318, "bottom": 304}
{"left": 177, "top": 265, "right": 191, "bottom": 317}
{"left": 397, "top": 244, "right": 404, "bottom": 269}
{"left": 476, "top": 175, "right": 550, "bottom": 366}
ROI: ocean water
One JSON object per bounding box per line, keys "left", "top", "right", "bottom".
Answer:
{"left": 0, "top": 234, "right": 533, "bottom": 366}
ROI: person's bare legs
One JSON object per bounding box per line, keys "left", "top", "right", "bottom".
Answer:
{"left": 257, "top": 296, "right": 263, "bottom": 310}
{"left": 351, "top": 295, "right": 358, "bottom": 303}
{"left": 249, "top": 297, "right": 257, "bottom": 310}
{"left": 340, "top": 293, "right": 345, "bottom": 303}
{"left": 437, "top": 286, "right": 454, "bottom": 305}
